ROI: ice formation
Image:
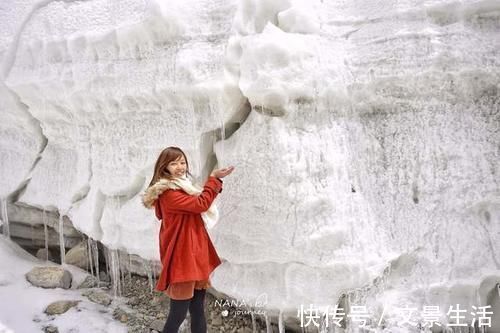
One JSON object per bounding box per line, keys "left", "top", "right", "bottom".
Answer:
{"left": 1, "top": 0, "right": 499, "bottom": 331}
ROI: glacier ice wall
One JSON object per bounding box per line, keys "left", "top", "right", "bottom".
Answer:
{"left": 1, "top": 0, "right": 499, "bottom": 327}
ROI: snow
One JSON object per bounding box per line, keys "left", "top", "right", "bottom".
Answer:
{"left": 0, "top": 237, "right": 127, "bottom": 333}
{"left": 277, "top": 6, "right": 320, "bottom": 34}
{"left": 1, "top": 0, "right": 499, "bottom": 330}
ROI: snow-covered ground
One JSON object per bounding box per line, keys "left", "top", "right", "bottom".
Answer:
{"left": 0, "top": 237, "right": 127, "bottom": 333}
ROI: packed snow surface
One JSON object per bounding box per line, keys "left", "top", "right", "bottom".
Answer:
{"left": 1, "top": 0, "right": 499, "bottom": 329}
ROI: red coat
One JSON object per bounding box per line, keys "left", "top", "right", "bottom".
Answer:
{"left": 154, "top": 176, "right": 223, "bottom": 291}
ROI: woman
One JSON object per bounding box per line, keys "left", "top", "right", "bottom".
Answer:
{"left": 142, "top": 146, "right": 234, "bottom": 333}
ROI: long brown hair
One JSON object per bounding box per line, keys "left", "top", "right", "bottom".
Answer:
{"left": 148, "top": 147, "right": 191, "bottom": 187}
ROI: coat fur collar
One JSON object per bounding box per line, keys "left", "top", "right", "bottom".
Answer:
{"left": 142, "top": 176, "right": 203, "bottom": 209}
{"left": 142, "top": 176, "right": 220, "bottom": 229}
{"left": 142, "top": 178, "right": 181, "bottom": 209}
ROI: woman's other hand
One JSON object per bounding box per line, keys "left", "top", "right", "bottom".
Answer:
{"left": 210, "top": 166, "right": 235, "bottom": 179}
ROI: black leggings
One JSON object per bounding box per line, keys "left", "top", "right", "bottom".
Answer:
{"left": 162, "top": 289, "right": 207, "bottom": 333}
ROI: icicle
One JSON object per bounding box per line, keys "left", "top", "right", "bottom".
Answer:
{"left": 345, "top": 293, "right": 352, "bottom": 333}
{"left": 58, "top": 212, "right": 65, "bottom": 265}
{"left": 92, "top": 240, "right": 100, "bottom": 284}
{"left": 151, "top": 261, "right": 157, "bottom": 291}
{"left": 117, "top": 250, "right": 123, "bottom": 296}
{"left": 278, "top": 309, "right": 284, "bottom": 333}
{"left": 0, "top": 197, "right": 10, "bottom": 239}
{"left": 120, "top": 250, "right": 126, "bottom": 292}
{"left": 42, "top": 209, "right": 49, "bottom": 261}
{"left": 105, "top": 248, "right": 110, "bottom": 280}
{"left": 264, "top": 313, "right": 272, "bottom": 333}
{"left": 127, "top": 254, "right": 132, "bottom": 281}
{"left": 106, "top": 249, "right": 112, "bottom": 291}
{"left": 87, "top": 238, "right": 94, "bottom": 278}
{"left": 318, "top": 309, "right": 334, "bottom": 333}
{"left": 143, "top": 259, "right": 153, "bottom": 293}
{"left": 251, "top": 312, "right": 257, "bottom": 333}
{"left": 109, "top": 249, "right": 122, "bottom": 297}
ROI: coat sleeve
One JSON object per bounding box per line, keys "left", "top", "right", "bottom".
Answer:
{"left": 159, "top": 176, "right": 223, "bottom": 214}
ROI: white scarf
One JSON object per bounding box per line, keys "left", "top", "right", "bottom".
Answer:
{"left": 144, "top": 175, "right": 219, "bottom": 229}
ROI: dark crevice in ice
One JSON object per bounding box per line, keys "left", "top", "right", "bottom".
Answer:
{"left": 4, "top": 97, "right": 48, "bottom": 204}
{"left": 71, "top": 128, "right": 94, "bottom": 206}
{"left": 252, "top": 104, "right": 286, "bottom": 117}
{"left": 112, "top": 174, "right": 148, "bottom": 205}
{"left": 412, "top": 182, "right": 419, "bottom": 204}
{"left": 199, "top": 98, "right": 252, "bottom": 178}
{"left": 1, "top": 0, "right": 91, "bottom": 204}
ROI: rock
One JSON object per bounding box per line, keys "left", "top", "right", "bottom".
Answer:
{"left": 44, "top": 300, "right": 80, "bottom": 315}
{"left": 127, "top": 296, "right": 140, "bottom": 306}
{"left": 78, "top": 276, "right": 109, "bottom": 289}
{"left": 99, "top": 271, "right": 111, "bottom": 283}
{"left": 77, "top": 275, "right": 98, "bottom": 289}
{"left": 115, "top": 274, "right": 271, "bottom": 333}
{"left": 150, "top": 293, "right": 169, "bottom": 307}
{"left": 42, "top": 325, "right": 59, "bottom": 333}
{"left": 25, "top": 267, "right": 72, "bottom": 289}
{"left": 36, "top": 248, "right": 54, "bottom": 261}
{"left": 212, "top": 315, "right": 223, "bottom": 326}
{"left": 113, "top": 307, "right": 130, "bottom": 323}
{"left": 84, "top": 290, "right": 112, "bottom": 306}
{"left": 7, "top": 204, "right": 82, "bottom": 250}
{"left": 65, "top": 241, "right": 90, "bottom": 270}
{"left": 149, "top": 319, "right": 165, "bottom": 332}
{"left": 8, "top": 203, "right": 81, "bottom": 237}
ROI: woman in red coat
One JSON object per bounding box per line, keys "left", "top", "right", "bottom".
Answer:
{"left": 142, "top": 146, "right": 234, "bottom": 333}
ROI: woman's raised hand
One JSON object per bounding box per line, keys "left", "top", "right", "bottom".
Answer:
{"left": 210, "top": 166, "right": 235, "bottom": 179}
